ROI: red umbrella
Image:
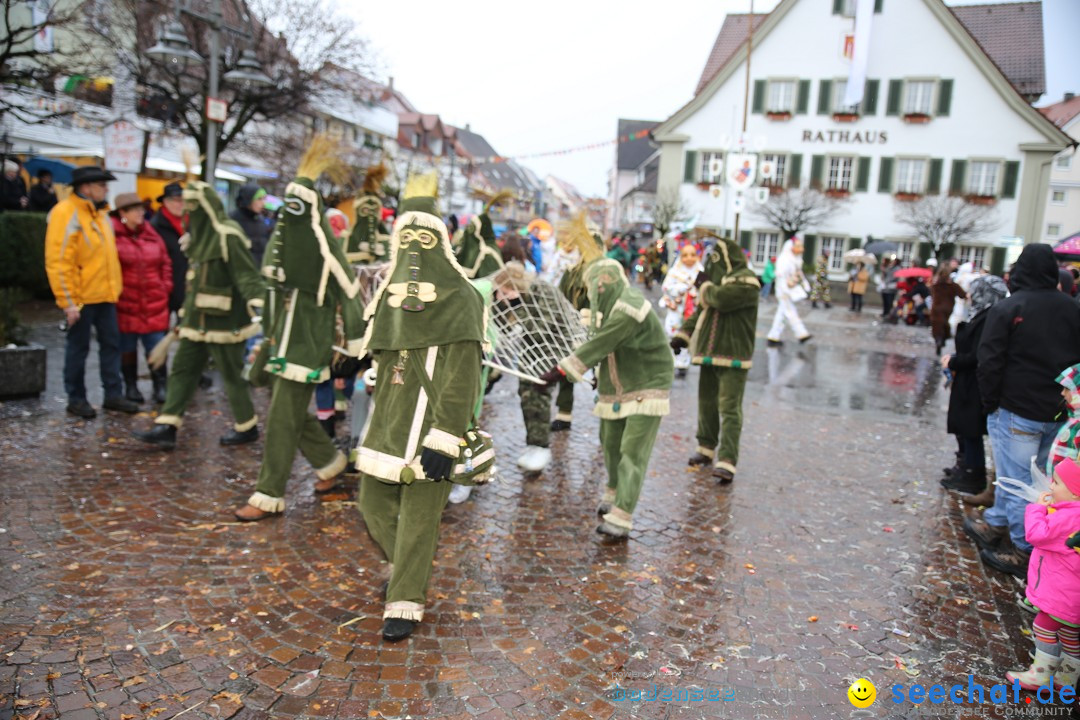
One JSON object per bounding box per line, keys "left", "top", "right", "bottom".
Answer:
{"left": 1053, "top": 233, "right": 1080, "bottom": 259}
{"left": 894, "top": 267, "right": 932, "bottom": 279}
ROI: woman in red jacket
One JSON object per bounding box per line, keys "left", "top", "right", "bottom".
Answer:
{"left": 112, "top": 192, "right": 173, "bottom": 404}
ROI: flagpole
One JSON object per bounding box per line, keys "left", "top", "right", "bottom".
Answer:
{"left": 732, "top": 0, "right": 754, "bottom": 244}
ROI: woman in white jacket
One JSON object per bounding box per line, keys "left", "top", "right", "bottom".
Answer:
{"left": 767, "top": 237, "right": 812, "bottom": 345}
{"left": 660, "top": 244, "right": 704, "bottom": 377}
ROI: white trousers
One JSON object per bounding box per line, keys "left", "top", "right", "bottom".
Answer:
{"left": 768, "top": 296, "right": 809, "bottom": 341}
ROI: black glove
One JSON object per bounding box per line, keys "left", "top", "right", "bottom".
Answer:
{"left": 420, "top": 447, "right": 454, "bottom": 481}
{"left": 694, "top": 271, "right": 708, "bottom": 289}
{"left": 1067, "top": 531, "right": 1080, "bottom": 551}
{"left": 670, "top": 336, "right": 688, "bottom": 355}
{"left": 331, "top": 355, "right": 363, "bottom": 379}
{"left": 538, "top": 366, "right": 563, "bottom": 387}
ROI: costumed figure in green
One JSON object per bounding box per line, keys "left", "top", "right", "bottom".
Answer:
{"left": 347, "top": 163, "right": 390, "bottom": 264}
{"left": 234, "top": 137, "right": 368, "bottom": 521}
{"left": 134, "top": 180, "right": 265, "bottom": 450}
{"left": 455, "top": 190, "right": 511, "bottom": 280}
{"left": 671, "top": 234, "right": 760, "bottom": 484}
{"left": 541, "top": 258, "right": 673, "bottom": 539}
{"left": 810, "top": 251, "right": 831, "bottom": 309}
{"left": 355, "top": 172, "right": 488, "bottom": 641}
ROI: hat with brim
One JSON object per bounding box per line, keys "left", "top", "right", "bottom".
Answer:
{"left": 156, "top": 182, "right": 183, "bottom": 203}
{"left": 112, "top": 192, "right": 143, "bottom": 212}
{"left": 71, "top": 165, "right": 117, "bottom": 186}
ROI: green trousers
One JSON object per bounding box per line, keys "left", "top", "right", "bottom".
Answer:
{"left": 599, "top": 414, "right": 662, "bottom": 515}
{"left": 157, "top": 339, "right": 254, "bottom": 430}
{"left": 358, "top": 477, "right": 452, "bottom": 621}
{"left": 695, "top": 365, "right": 749, "bottom": 467}
{"left": 518, "top": 380, "right": 552, "bottom": 447}
{"left": 248, "top": 378, "right": 344, "bottom": 511}
{"left": 555, "top": 377, "right": 574, "bottom": 419}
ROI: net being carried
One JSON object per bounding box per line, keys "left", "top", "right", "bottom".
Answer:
{"left": 485, "top": 264, "right": 588, "bottom": 384}
{"left": 353, "top": 263, "right": 390, "bottom": 306}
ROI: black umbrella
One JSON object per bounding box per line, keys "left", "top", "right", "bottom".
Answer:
{"left": 864, "top": 240, "right": 898, "bottom": 258}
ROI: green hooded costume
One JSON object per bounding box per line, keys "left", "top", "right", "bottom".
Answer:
{"left": 455, "top": 209, "right": 503, "bottom": 279}
{"left": 553, "top": 230, "right": 605, "bottom": 424}
{"left": 356, "top": 173, "right": 487, "bottom": 623}
{"left": 244, "top": 170, "right": 368, "bottom": 514}
{"left": 154, "top": 181, "right": 265, "bottom": 432}
{"left": 673, "top": 235, "right": 760, "bottom": 477}
{"left": 557, "top": 259, "right": 672, "bottom": 534}
{"left": 347, "top": 164, "right": 389, "bottom": 264}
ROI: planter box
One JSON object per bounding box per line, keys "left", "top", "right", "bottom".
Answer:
{"left": 965, "top": 195, "right": 997, "bottom": 206}
{"left": 903, "top": 113, "right": 932, "bottom": 124}
{"left": 894, "top": 192, "right": 922, "bottom": 202}
{"left": 824, "top": 188, "right": 851, "bottom": 198}
{"left": 832, "top": 113, "right": 860, "bottom": 123}
{"left": 762, "top": 183, "right": 786, "bottom": 196}
{"left": 0, "top": 343, "right": 46, "bottom": 399}
{"left": 766, "top": 111, "right": 792, "bottom": 121}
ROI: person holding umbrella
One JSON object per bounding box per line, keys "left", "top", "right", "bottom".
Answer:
{"left": 848, "top": 262, "right": 870, "bottom": 312}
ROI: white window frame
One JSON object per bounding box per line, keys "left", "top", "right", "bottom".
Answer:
{"left": 1051, "top": 189, "right": 1067, "bottom": 205}
{"left": 956, "top": 245, "right": 987, "bottom": 270}
{"left": 903, "top": 79, "right": 936, "bottom": 116}
{"left": 762, "top": 152, "right": 787, "bottom": 187}
{"left": 833, "top": 79, "right": 859, "bottom": 114}
{"left": 753, "top": 231, "right": 781, "bottom": 267}
{"left": 839, "top": 0, "right": 856, "bottom": 16}
{"left": 1055, "top": 154, "right": 1073, "bottom": 170}
{"left": 767, "top": 79, "right": 797, "bottom": 114}
{"left": 1048, "top": 224, "right": 1063, "bottom": 238}
{"left": 699, "top": 150, "right": 724, "bottom": 184}
{"left": 895, "top": 157, "right": 928, "bottom": 194}
{"left": 826, "top": 155, "right": 855, "bottom": 192}
{"left": 891, "top": 240, "right": 916, "bottom": 265}
{"left": 967, "top": 159, "right": 1002, "bottom": 197}
{"left": 820, "top": 236, "right": 847, "bottom": 272}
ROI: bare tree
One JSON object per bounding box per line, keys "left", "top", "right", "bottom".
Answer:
{"left": 652, "top": 187, "right": 687, "bottom": 238}
{"left": 97, "top": 0, "right": 374, "bottom": 179}
{"left": 0, "top": 0, "right": 111, "bottom": 124}
{"left": 749, "top": 187, "right": 850, "bottom": 238}
{"left": 894, "top": 195, "right": 1000, "bottom": 259}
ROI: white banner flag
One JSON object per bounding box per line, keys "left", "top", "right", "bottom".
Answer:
{"left": 725, "top": 153, "right": 757, "bottom": 191}
{"left": 843, "top": 0, "right": 875, "bottom": 107}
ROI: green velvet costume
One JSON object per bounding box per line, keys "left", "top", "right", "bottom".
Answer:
{"left": 455, "top": 211, "right": 503, "bottom": 279}
{"left": 558, "top": 259, "right": 672, "bottom": 532}
{"left": 552, "top": 232, "right": 604, "bottom": 423}
{"left": 347, "top": 191, "right": 389, "bottom": 264}
{"left": 357, "top": 177, "right": 487, "bottom": 622}
{"left": 246, "top": 175, "right": 368, "bottom": 513}
{"left": 673, "top": 236, "right": 760, "bottom": 476}
{"left": 155, "top": 181, "right": 265, "bottom": 432}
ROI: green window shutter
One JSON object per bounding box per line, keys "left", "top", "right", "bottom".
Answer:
{"left": 886, "top": 79, "right": 902, "bottom": 116}
{"left": 832, "top": 0, "right": 844, "bottom": 13}
{"left": 752, "top": 80, "right": 766, "bottom": 114}
{"left": 817, "top": 80, "right": 833, "bottom": 115}
{"left": 918, "top": 242, "right": 933, "bottom": 262}
{"left": 937, "top": 79, "right": 953, "bottom": 117}
{"left": 1001, "top": 160, "right": 1020, "bottom": 199}
{"left": 989, "top": 247, "right": 1007, "bottom": 276}
{"left": 862, "top": 79, "right": 879, "bottom": 115}
{"left": 874, "top": 0, "right": 883, "bottom": 12}
{"left": 810, "top": 155, "right": 825, "bottom": 189}
{"left": 796, "top": 79, "right": 811, "bottom": 114}
{"left": 878, "top": 157, "right": 894, "bottom": 193}
{"left": 803, "top": 234, "right": 818, "bottom": 259}
{"left": 855, "top": 157, "right": 872, "bottom": 192}
{"left": 949, "top": 159, "right": 967, "bottom": 195}
{"left": 787, "top": 154, "right": 803, "bottom": 189}
{"left": 847, "top": 236, "right": 862, "bottom": 251}
{"left": 740, "top": 231, "right": 752, "bottom": 250}
{"left": 927, "top": 158, "right": 944, "bottom": 194}
{"left": 684, "top": 150, "right": 698, "bottom": 183}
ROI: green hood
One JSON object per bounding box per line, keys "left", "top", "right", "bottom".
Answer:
{"left": 584, "top": 259, "right": 634, "bottom": 333}
{"left": 704, "top": 235, "right": 752, "bottom": 283}
{"left": 348, "top": 191, "right": 388, "bottom": 263}
{"left": 363, "top": 206, "right": 487, "bottom": 352}
{"left": 455, "top": 213, "right": 503, "bottom": 279}
{"left": 182, "top": 181, "right": 249, "bottom": 263}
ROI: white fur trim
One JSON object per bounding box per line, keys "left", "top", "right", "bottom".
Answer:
{"left": 603, "top": 507, "right": 633, "bottom": 530}
{"left": 559, "top": 356, "right": 588, "bottom": 383}
{"left": 194, "top": 292, "right": 232, "bottom": 312}
{"left": 404, "top": 347, "right": 438, "bottom": 461}
{"left": 384, "top": 600, "right": 424, "bottom": 621}
{"left": 714, "top": 460, "right": 737, "bottom": 475}
{"left": 247, "top": 492, "right": 284, "bottom": 513}
{"left": 186, "top": 182, "right": 249, "bottom": 261}
{"left": 613, "top": 298, "right": 651, "bottom": 323}
{"left": 315, "top": 452, "right": 347, "bottom": 480}
{"left": 690, "top": 355, "right": 753, "bottom": 369}
{"left": 594, "top": 397, "right": 670, "bottom": 419}
{"left": 177, "top": 323, "right": 260, "bottom": 344}
{"left": 356, "top": 447, "right": 408, "bottom": 483}
{"left": 422, "top": 429, "right": 461, "bottom": 458}
{"left": 555, "top": 411, "right": 572, "bottom": 422}
{"left": 345, "top": 338, "right": 366, "bottom": 357}
{"left": 268, "top": 360, "right": 330, "bottom": 384}
{"left": 155, "top": 414, "right": 183, "bottom": 427}
{"left": 278, "top": 289, "right": 299, "bottom": 357}
{"left": 262, "top": 265, "right": 285, "bottom": 282}
{"left": 234, "top": 415, "right": 258, "bottom": 432}
{"left": 696, "top": 446, "right": 715, "bottom": 459}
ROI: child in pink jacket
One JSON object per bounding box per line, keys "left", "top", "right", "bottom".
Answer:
{"left": 1006, "top": 457, "right": 1080, "bottom": 691}
{"left": 1047, "top": 364, "right": 1080, "bottom": 473}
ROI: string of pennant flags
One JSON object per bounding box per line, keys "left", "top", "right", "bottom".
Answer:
{"left": 470, "top": 128, "right": 656, "bottom": 164}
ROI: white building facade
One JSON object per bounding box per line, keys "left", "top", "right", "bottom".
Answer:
{"left": 1042, "top": 96, "right": 1080, "bottom": 243}
{"left": 653, "top": 0, "right": 1072, "bottom": 277}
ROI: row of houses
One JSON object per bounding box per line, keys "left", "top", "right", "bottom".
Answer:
{"left": 605, "top": 0, "right": 1079, "bottom": 277}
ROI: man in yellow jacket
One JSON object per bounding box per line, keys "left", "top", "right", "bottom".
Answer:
{"left": 45, "top": 166, "right": 139, "bottom": 418}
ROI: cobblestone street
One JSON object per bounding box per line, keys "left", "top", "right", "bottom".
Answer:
{"left": 0, "top": 302, "right": 1063, "bottom": 719}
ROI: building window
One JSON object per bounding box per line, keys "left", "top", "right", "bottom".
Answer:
{"left": 753, "top": 231, "right": 780, "bottom": 267}
{"left": 833, "top": 80, "right": 858, "bottom": 114}
{"left": 1051, "top": 189, "right": 1066, "bottom": 205}
{"left": 839, "top": 0, "right": 856, "bottom": 16}
{"left": 413, "top": 132, "right": 422, "bottom": 149}
{"left": 1048, "top": 224, "right": 1062, "bottom": 238}
{"left": 768, "top": 80, "right": 796, "bottom": 113}
{"left": 820, "top": 236, "right": 846, "bottom": 271}
{"left": 1056, "top": 154, "right": 1073, "bottom": 170}
{"left": 956, "top": 245, "right": 987, "bottom": 270}
{"left": 968, "top": 161, "right": 1000, "bottom": 196}
{"left": 762, "top": 153, "right": 786, "bottom": 186}
{"left": 827, "top": 156, "right": 854, "bottom": 191}
{"left": 699, "top": 151, "right": 723, "bottom": 183}
{"left": 904, "top": 80, "right": 934, "bottom": 115}
{"left": 895, "top": 158, "right": 926, "bottom": 194}
{"left": 894, "top": 241, "right": 915, "bottom": 265}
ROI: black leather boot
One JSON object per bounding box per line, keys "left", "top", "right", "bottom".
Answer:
{"left": 121, "top": 352, "right": 144, "bottom": 403}
{"left": 220, "top": 426, "right": 258, "bottom": 446}
{"left": 133, "top": 424, "right": 177, "bottom": 450}
{"left": 151, "top": 366, "right": 168, "bottom": 404}
{"left": 382, "top": 618, "right": 416, "bottom": 642}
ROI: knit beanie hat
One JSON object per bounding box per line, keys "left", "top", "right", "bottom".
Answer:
{"left": 1054, "top": 458, "right": 1080, "bottom": 497}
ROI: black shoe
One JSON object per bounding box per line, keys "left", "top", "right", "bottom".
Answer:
{"left": 824, "top": 303, "right": 832, "bottom": 309}
{"left": 798, "top": 335, "right": 813, "bottom": 345}
{"left": 133, "top": 424, "right": 177, "bottom": 450}
{"left": 151, "top": 368, "right": 168, "bottom": 404}
{"left": 980, "top": 545, "right": 1030, "bottom": 579}
{"left": 550, "top": 419, "right": 572, "bottom": 432}
{"left": 382, "top": 618, "right": 416, "bottom": 642}
{"left": 713, "top": 467, "right": 735, "bottom": 485}
{"left": 676, "top": 368, "right": 688, "bottom": 379}
{"left": 319, "top": 416, "right": 337, "bottom": 439}
{"left": 963, "top": 514, "right": 1007, "bottom": 550}
{"left": 220, "top": 427, "right": 258, "bottom": 446}
{"left": 766, "top": 339, "right": 783, "bottom": 348}
{"left": 124, "top": 381, "right": 144, "bottom": 404}
{"left": 687, "top": 452, "right": 712, "bottom": 467}
{"left": 942, "top": 469, "right": 986, "bottom": 494}
{"left": 102, "top": 395, "right": 139, "bottom": 414}
{"left": 198, "top": 373, "right": 213, "bottom": 390}
{"left": 66, "top": 399, "right": 97, "bottom": 419}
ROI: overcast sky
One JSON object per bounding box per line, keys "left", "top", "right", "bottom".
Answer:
{"left": 346, "top": 0, "right": 1080, "bottom": 198}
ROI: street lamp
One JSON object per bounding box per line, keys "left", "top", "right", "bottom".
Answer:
{"left": 146, "top": 1, "right": 273, "bottom": 182}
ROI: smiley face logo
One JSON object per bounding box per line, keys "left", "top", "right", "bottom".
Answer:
{"left": 848, "top": 678, "right": 876, "bottom": 708}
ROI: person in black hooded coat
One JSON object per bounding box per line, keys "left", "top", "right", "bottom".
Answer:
{"left": 229, "top": 183, "right": 270, "bottom": 266}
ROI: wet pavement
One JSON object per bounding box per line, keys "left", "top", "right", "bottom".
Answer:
{"left": 0, "top": 298, "right": 1066, "bottom": 719}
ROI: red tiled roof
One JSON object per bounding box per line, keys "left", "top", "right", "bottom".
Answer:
{"left": 694, "top": 13, "right": 767, "bottom": 96}
{"left": 950, "top": 2, "right": 1045, "bottom": 100}
{"left": 1040, "top": 95, "right": 1080, "bottom": 129}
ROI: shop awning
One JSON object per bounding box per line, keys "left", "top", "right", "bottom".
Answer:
{"left": 28, "top": 147, "right": 247, "bottom": 183}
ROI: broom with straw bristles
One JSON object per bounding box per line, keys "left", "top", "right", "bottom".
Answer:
{"left": 557, "top": 210, "right": 604, "bottom": 265}
{"left": 361, "top": 163, "right": 388, "bottom": 195}
{"left": 296, "top": 133, "right": 349, "bottom": 185}
{"left": 483, "top": 189, "right": 516, "bottom": 215}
